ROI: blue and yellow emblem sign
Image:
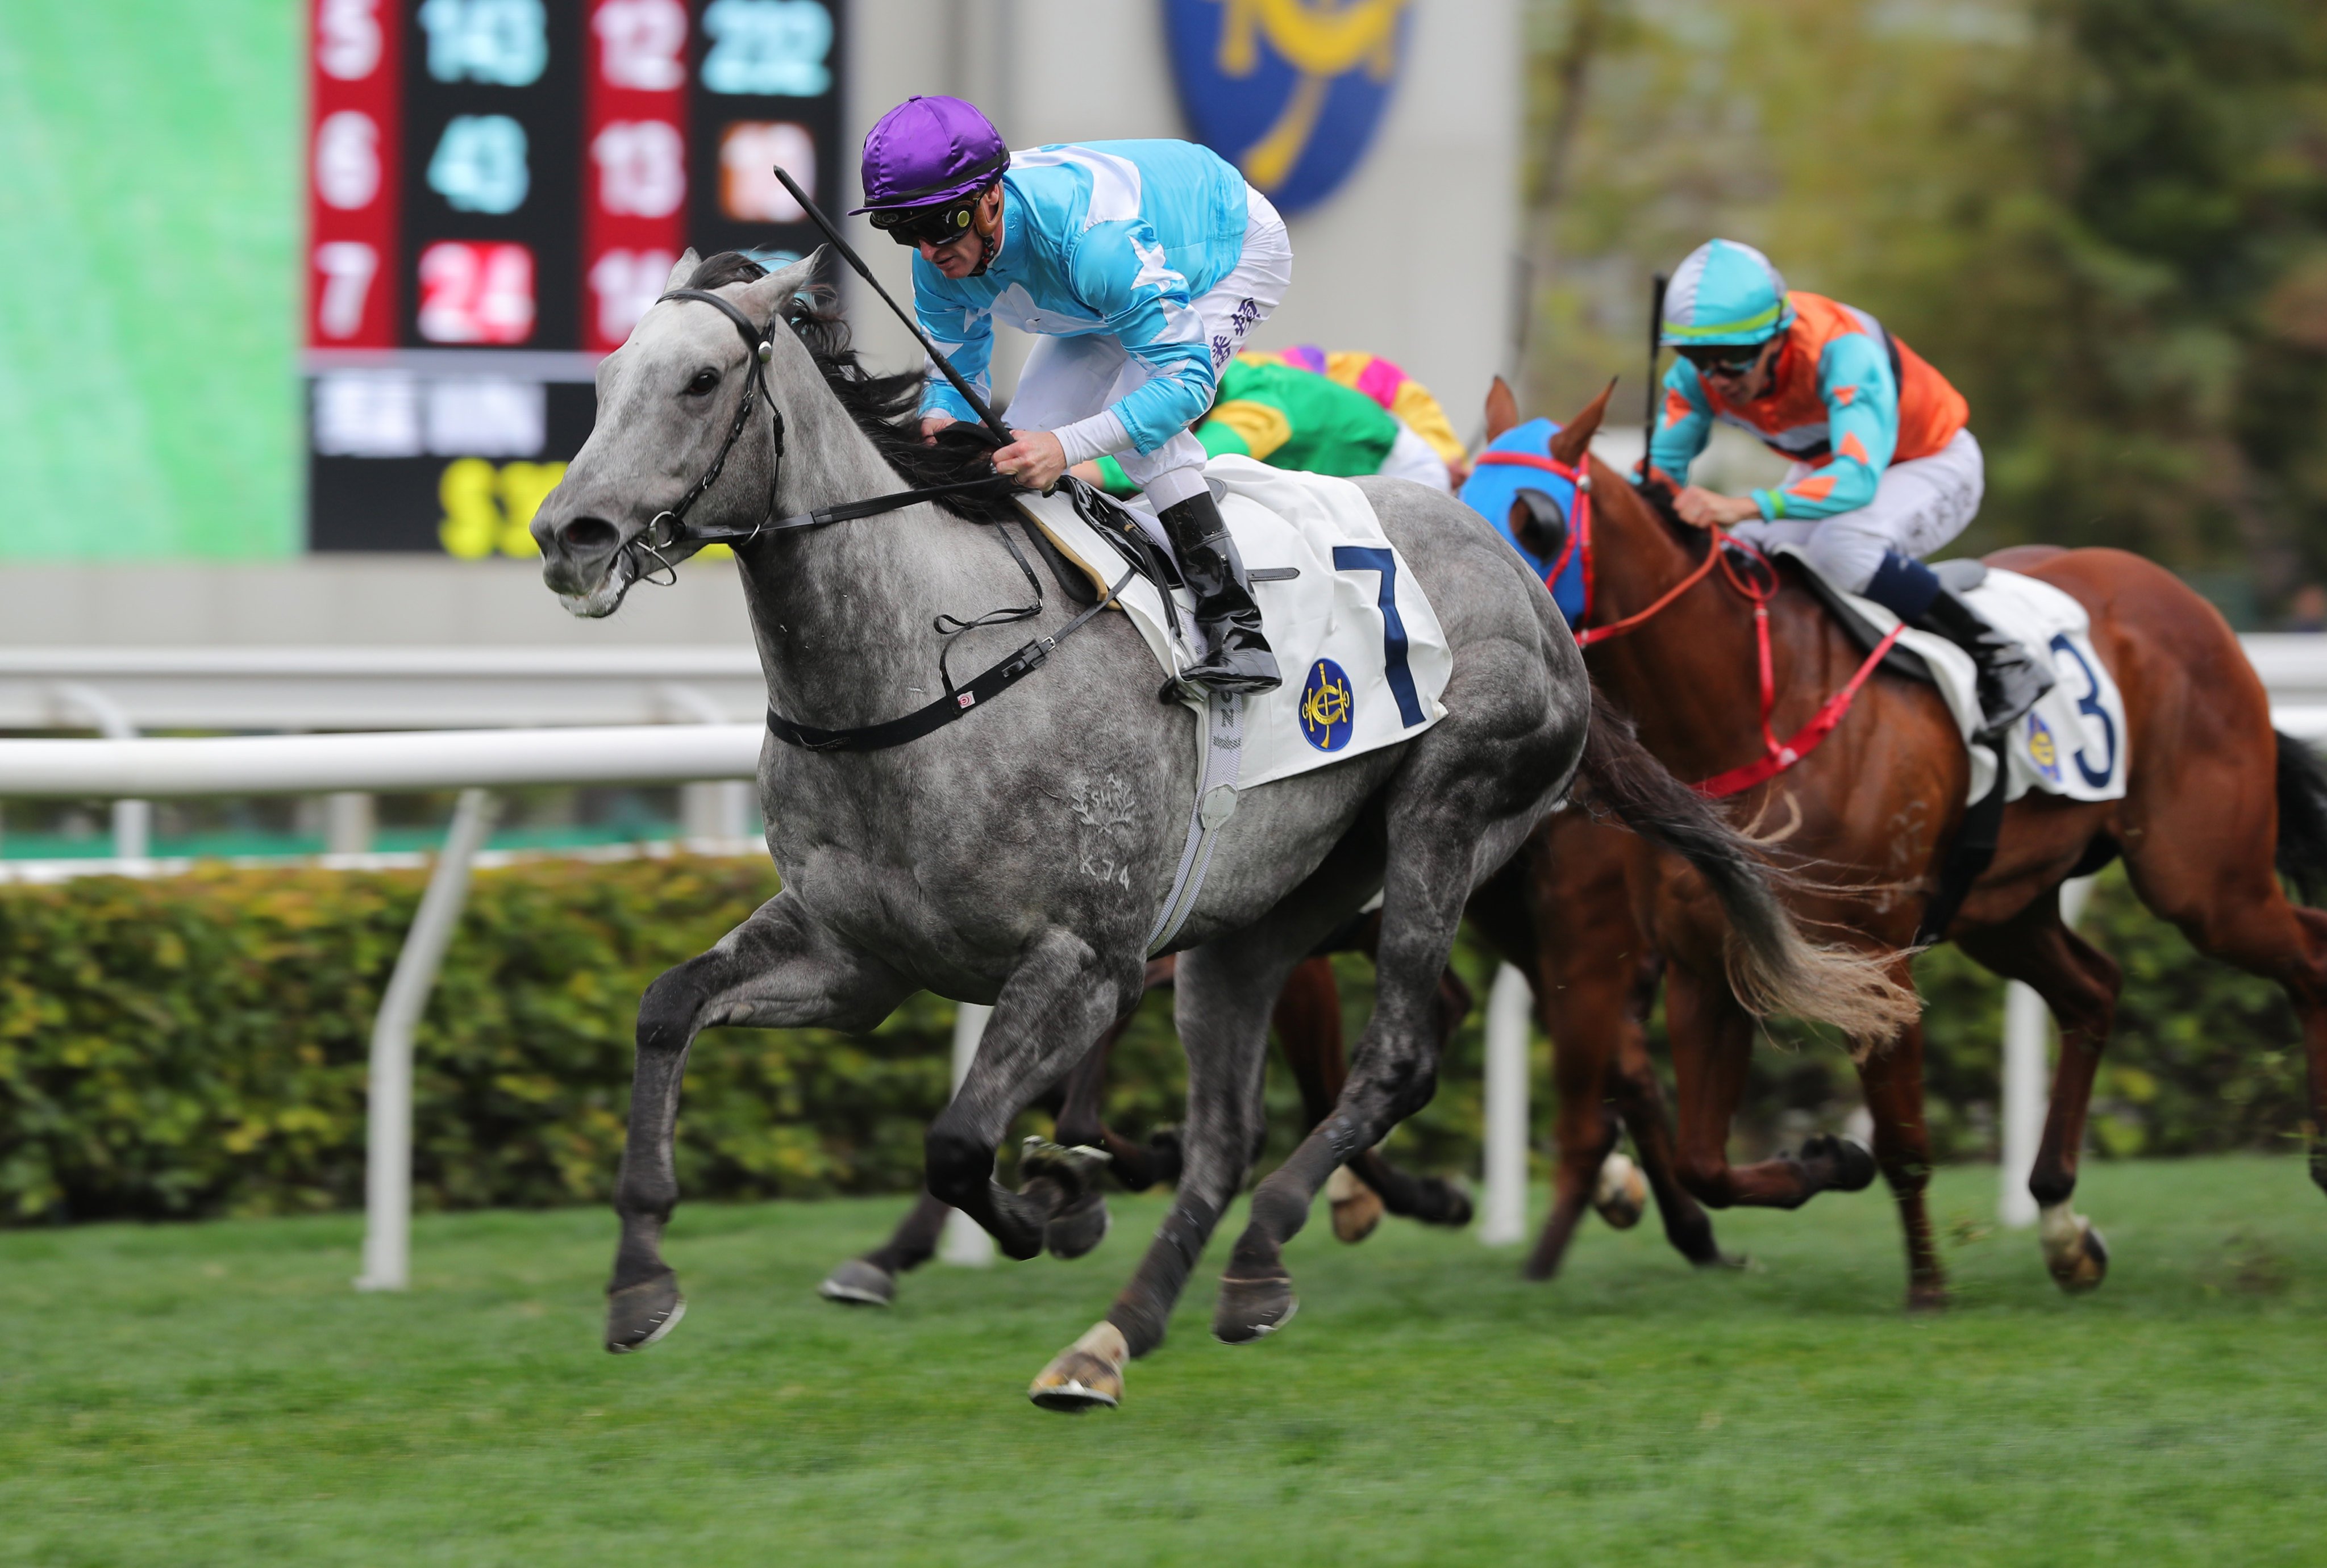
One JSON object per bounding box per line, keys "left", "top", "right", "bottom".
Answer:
{"left": 1300, "top": 657, "right": 1355, "bottom": 751}
{"left": 1164, "top": 0, "right": 1414, "bottom": 215}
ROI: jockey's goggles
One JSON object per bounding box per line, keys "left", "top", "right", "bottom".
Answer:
{"left": 869, "top": 191, "right": 989, "bottom": 249}
{"left": 1680, "top": 343, "right": 1769, "bottom": 379}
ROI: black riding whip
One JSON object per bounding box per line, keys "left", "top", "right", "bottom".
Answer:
{"left": 771, "top": 165, "right": 1017, "bottom": 448}
{"left": 1642, "top": 270, "right": 1667, "bottom": 483}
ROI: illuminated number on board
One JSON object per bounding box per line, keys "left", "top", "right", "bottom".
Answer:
{"left": 439, "top": 458, "right": 565, "bottom": 558}
{"left": 428, "top": 115, "right": 531, "bottom": 214}
{"left": 317, "top": 0, "right": 385, "bottom": 80}
{"left": 417, "top": 0, "right": 548, "bottom": 87}
{"left": 701, "top": 0, "right": 832, "bottom": 96}
{"left": 418, "top": 242, "right": 536, "bottom": 344}
{"left": 719, "top": 122, "right": 813, "bottom": 220}
{"left": 594, "top": 0, "right": 688, "bottom": 90}
{"left": 591, "top": 120, "right": 686, "bottom": 218}
{"left": 313, "top": 241, "right": 380, "bottom": 339}
{"left": 314, "top": 110, "right": 382, "bottom": 210}
{"left": 589, "top": 248, "right": 678, "bottom": 344}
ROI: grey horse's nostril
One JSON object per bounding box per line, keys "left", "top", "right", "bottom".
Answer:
{"left": 560, "top": 516, "right": 622, "bottom": 555}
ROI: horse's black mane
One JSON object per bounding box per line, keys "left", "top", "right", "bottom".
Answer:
{"left": 684, "top": 252, "right": 1017, "bottom": 524}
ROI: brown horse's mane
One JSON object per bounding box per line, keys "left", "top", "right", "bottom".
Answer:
{"left": 682, "top": 251, "right": 1018, "bottom": 525}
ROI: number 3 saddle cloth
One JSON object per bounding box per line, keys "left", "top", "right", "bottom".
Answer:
{"left": 1017, "top": 454, "right": 1455, "bottom": 790}
{"left": 1780, "top": 545, "right": 2129, "bottom": 806}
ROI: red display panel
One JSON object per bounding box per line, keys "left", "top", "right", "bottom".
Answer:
{"left": 306, "top": 0, "right": 403, "bottom": 349}
{"left": 584, "top": 0, "right": 693, "bottom": 354}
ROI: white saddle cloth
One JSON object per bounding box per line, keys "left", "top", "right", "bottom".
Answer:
{"left": 1016, "top": 454, "right": 1454, "bottom": 790}
{"left": 1779, "top": 545, "right": 2129, "bottom": 804}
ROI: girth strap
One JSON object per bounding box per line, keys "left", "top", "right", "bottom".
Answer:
{"left": 766, "top": 566, "right": 1136, "bottom": 753}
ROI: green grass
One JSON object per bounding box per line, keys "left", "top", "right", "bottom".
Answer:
{"left": 5, "top": 1156, "right": 2325, "bottom": 1565}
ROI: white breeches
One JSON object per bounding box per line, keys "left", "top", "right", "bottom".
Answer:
{"left": 1377, "top": 420, "right": 1453, "bottom": 492}
{"left": 1004, "top": 187, "right": 1293, "bottom": 514}
{"left": 1732, "top": 427, "right": 1985, "bottom": 594}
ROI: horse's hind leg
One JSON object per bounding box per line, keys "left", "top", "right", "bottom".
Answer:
{"left": 819, "top": 1192, "right": 950, "bottom": 1307}
{"left": 1956, "top": 900, "right": 2122, "bottom": 1291}
{"left": 609, "top": 893, "right": 912, "bottom": 1351}
{"left": 1029, "top": 936, "right": 1291, "bottom": 1412}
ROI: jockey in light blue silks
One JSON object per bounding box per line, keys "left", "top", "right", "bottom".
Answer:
{"left": 853, "top": 95, "right": 1291, "bottom": 695}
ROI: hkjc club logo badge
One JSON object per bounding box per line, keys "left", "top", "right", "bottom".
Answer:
{"left": 1163, "top": 0, "right": 1414, "bottom": 216}
{"left": 1300, "top": 658, "right": 1355, "bottom": 752}
{"left": 2027, "top": 711, "right": 2061, "bottom": 782}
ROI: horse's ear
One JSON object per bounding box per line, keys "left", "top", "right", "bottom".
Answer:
{"left": 1484, "top": 376, "right": 1520, "bottom": 442}
{"left": 740, "top": 248, "right": 825, "bottom": 320}
{"left": 663, "top": 248, "right": 701, "bottom": 294}
{"left": 1548, "top": 378, "right": 1617, "bottom": 467}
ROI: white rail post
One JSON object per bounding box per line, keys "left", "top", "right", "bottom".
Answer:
{"left": 939, "top": 1002, "right": 996, "bottom": 1266}
{"left": 50, "top": 682, "right": 149, "bottom": 862}
{"left": 1479, "top": 962, "right": 1534, "bottom": 1245}
{"left": 1999, "top": 874, "right": 2097, "bottom": 1228}
{"left": 356, "top": 789, "right": 498, "bottom": 1291}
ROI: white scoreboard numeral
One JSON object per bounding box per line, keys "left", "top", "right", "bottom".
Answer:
{"left": 428, "top": 115, "right": 531, "bottom": 215}
{"left": 315, "top": 241, "right": 381, "bottom": 339}
{"left": 592, "top": 120, "right": 686, "bottom": 218}
{"left": 590, "top": 248, "right": 678, "bottom": 344}
{"left": 595, "top": 0, "right": 689, "bottom": 91}
{"left": 419, "top": 243, "right": 536, "bottom": 344}
{"left": 701, "top": 0, "right": 832, "bottom": 97}
{"left": 314, "top": 111, "right": 383, "bottom": 210}
{"left": 317, "top": 0, "right": 385, "bottom": 80}
{"left": 418, "top": 0, "right": 548, "bottom": 87}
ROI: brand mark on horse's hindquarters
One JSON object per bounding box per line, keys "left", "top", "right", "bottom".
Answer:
{"left": 1071, "top": 774, "right": 1138, "bottom": 889}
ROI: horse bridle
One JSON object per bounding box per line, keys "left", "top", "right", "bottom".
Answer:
{"left": 626, "top": 286, "right": 1137, "bottom": 754}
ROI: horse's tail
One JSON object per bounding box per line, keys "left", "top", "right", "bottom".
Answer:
{"left": 1575, "top": 690, "right": 1919, "bottom": 1044}
{"left": 2273, "top": 730, "right": 2327, "bottom": 906}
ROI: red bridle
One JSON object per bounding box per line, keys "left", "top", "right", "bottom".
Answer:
{"left": 1474, "top": 449, "right": 1903, "bottom": 798}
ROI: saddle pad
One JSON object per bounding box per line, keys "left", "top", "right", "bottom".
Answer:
{"left": 1774, "top": 545, "right": 2128, "bottom": 804}
{"left": 1016, "top": 454, "right": 1452, "bottom": 790}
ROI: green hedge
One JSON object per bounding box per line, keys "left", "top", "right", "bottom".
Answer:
{"left": 0, "top": 857, "right": 2311, "bottom": 1226}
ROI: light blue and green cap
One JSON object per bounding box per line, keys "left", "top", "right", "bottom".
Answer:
{"left": 1660, "top": 239, "right": 1795, "bottom": 347}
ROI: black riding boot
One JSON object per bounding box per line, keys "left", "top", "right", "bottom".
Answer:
{"left": 1865, "top": 549, "right": 2051, "bottom": 735}
{"left": 1918, "top": 586, "right": 2054, "bottom": 734}
{"left": 1156, "top": 489, "right": 1280, "bottom": 699}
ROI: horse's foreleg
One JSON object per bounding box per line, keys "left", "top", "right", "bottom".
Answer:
{"left": 610, "top": 893, "right": 911, "bottom": 1351}
{"left": 923, "top": 928, "right": 1134, "bottom": 1262}
{"left": 1665, "top": 965, "right": 1876, "bottom": 1211}
{"left": 1029, "top": 939, "right": 1284, "bottom": 1412}
{"left": 1958, "top": 904, "right": 2121, "bottom": 1292}
{"left": 1853, "top": 1008, "right": 1948, "bottom": 1309}
{"left": 1073, "top": 956, "right": 1185, "bottom": 1192}
{"left": 1271, "top": 956, "right": 1385, "bottom": 1241}
{"left": 1605, "top": 1011, "right": 1736, "bottom": 1268}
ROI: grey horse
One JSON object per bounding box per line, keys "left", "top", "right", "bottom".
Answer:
{"left": 530, "top": 250, "right": 1913, "bottom": 1411}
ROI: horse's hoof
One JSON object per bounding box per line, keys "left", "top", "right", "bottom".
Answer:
{"left": 1906, "top": 1282, "right": 1952, "bottom": 1312}
{"left": 1212, "top": 1274, "right": 1298, "bottom": 1345}
{"left": 1426, "top": 1179, "right": 1476, "bottom": 1229}
{"left": 1019, "top": 1137, "right": 1110, "bottom": 1190}
{"left": 817, "top": 1258, "right": 896, "bottom": 1307}
{"left": 1044, "top": 1191, "right": 1112, "bottom": 1260}
{"left": 2041, "top": 1205, "right": 2109, "bottom": 1293}
{"left": 1325, "top": 1165, "right": 1384, "bottom": 1244}
{"left": 1140, "top": 1125, "right": 1185, "bottom": 1190}
{"left": 605, "top": 1273, "right": 686, "bottom": 1353}
{"left": 1592, "top": 1152, "right": 1649, "bottom": 1230}
{"left": 1029, "top": 1321, "right": 1126, "bottom": 1413}
{"left": 1699, "top": 1250, "right": 1751, "bottom": 1271}
{"left": 1803, "top": 1133, "right": 1878, "bottom": 1192}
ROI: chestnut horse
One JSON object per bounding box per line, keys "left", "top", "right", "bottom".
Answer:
{"left": 1508, "top": 383, "right": 2327, "bottom": 1306}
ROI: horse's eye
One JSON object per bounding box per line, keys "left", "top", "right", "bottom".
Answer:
{"left": 685, "top": 369, "right": 719, "bottom": 396}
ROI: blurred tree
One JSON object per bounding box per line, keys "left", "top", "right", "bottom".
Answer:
{"left": 1523, "top": 0, "right": 2327, "bottom": 620}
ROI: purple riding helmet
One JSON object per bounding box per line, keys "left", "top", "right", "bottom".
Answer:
{"left": 852, "top": 95, "right": 1010, "bottom": 263}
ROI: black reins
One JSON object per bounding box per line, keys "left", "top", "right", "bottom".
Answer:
{"left": 636, "top": 285, "right": 1132, "bottom": 754}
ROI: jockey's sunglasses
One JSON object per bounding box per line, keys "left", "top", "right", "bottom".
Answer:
{"left": 869, "top": 196, "right": 983, "bottom": 249}
{"left": 1681, "top": 344, "right": 1767, "bottom": 380}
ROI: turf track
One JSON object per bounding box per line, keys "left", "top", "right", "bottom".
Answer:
{"left": 5, "top": 1155, "right": 2324, "bottom": 1565}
